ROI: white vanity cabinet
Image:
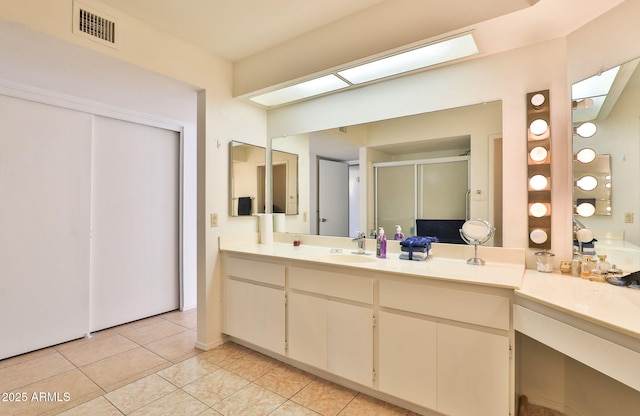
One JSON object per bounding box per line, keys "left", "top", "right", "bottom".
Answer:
{"left": 221, "top": 248, "right": 517, "bottom": 416}
{"left": 378, "top": 278, "right": 512, "bottom": 416}
{"left": 223, "top": 256, "right": 286, "bottom": 355}
{"left": 288, "top": 266, "right": 374, "bottom": 387}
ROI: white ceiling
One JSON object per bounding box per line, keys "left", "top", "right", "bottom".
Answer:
{"left": 96, "top": 0, "right": 626, "bottom": 97}
{"left": 97, "top": 0, "right": 623, "bottom": 64}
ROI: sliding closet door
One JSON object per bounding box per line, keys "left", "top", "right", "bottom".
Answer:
{"left": 90, "top": 116, "right": 180, "bottom": 332}
{"left": 0, "top": 95, "right": 91, "bottom": 359}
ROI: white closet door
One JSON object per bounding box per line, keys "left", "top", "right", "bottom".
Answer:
{"left": 0, "top": 95, "right": 91, "bottom": 359}
{"left": 90, "top": 116, "right": 179, "bottom": 331}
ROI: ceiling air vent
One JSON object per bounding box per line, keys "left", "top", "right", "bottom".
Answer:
{"left": 73, "top": 1, "right": 119, "bottom": 49}
{"left": 339, "top": 127, "right": 348, "bottom": 134}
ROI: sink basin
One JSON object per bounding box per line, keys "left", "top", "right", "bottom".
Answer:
{"left": 319, "top": 253, "right": 377, "bottom": 264}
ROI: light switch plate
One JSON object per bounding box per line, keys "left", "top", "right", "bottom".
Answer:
{"left": 211, "top": 213, "right": 218, "bottom": 227}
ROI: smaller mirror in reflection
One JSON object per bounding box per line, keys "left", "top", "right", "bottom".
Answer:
{"left": 229, "top": 141, "right": 299, "bottom": 216}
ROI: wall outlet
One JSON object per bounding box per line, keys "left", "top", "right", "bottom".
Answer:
{"left": 625, "top": 212, "right": 634, "bottom": 223}
{"left": 210, "top": 213, "right": 218, "bottom": 227}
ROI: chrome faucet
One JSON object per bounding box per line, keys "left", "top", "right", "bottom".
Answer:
{"left": 352, "top": 231, "right": 367, "bottom": 254}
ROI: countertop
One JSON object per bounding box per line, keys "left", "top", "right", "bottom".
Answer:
{"left": 516, "top": 270, "right": 640, "bottom": 340}
{"left": 221, "top": 242, "right": 525, "bottom": 289}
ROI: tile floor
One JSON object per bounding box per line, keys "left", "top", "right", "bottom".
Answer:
{"left": 0, "top": 310, "right": 418, "bottom": 416}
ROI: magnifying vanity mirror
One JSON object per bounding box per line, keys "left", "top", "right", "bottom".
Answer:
{"left": 229, "top": 141, "right": 299, "bottom": 216}
{"left": 459, "top": 219, "right": 495, "bottom": 265}
{"left": 572, "top": 56, "right": 640, "bottom": 269}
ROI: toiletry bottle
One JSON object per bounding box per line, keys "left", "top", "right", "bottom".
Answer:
{"left": 394, "top": 225, "right": 405, "bottom": 241}
{"left": 581, "top": 255, "right": 592, "bottom": 278}
{"left": 377, "top": 227, "right": 387, "bottom": 258}
{"left": 597, "top": 254, "right": 610, "bottom": 272}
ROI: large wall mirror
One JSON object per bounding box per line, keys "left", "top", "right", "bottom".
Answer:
{"left": 229, "top": 141, "right": 299, "bottom": 216}
{"left": 572, "top": 57, "right": 640, "bottom": 267}
{"left": 271, "top": 101, "right": 503, "bottom": 246}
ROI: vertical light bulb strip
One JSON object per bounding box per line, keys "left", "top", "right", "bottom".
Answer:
{"left": 527, "top": 89, "right": 551, "bottom": 249}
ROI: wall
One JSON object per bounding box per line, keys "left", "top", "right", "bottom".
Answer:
{"left": 0, "top": 0, "right": 267, "bottom": 350}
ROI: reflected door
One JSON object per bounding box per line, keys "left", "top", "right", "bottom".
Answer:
{"left": 318, "top": 159, "right": 349, "bottom": 236}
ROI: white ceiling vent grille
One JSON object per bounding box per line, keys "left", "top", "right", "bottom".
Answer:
{"left": 73, "top": 1, "right": 119, "bottom": 49}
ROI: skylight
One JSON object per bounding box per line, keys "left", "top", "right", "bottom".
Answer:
{"left": 248, "top": 32, "right": 479, "bottom": 107}
{"left": 249, "top": 74, "right": 349, "bottom": 107}
{"left": 337, "top": 33, "right": 479, "bottom": 85}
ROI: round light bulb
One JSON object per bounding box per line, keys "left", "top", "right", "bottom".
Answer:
{"left": 529, "top": 202, "right": 548, "bottom": 217}
{"left": 530, "top": 229, "right": 548, "bottom": 244}
{"left": 529, "top": 174, "right": 548, "bottom": 190}
{"left": 576, "top": 148, "right": 596, "bottom": 163}
{"left": 530, "top": 119, "right": 548, "bottom": 136}
{"left": 576, "top": 175, "right": 598, "bottom": 191}
{"left": 576, "top": 202, "right": 596, "bottom": 217}
{"left": 529, "top": 146, "right": 548, "bottom": 162}
{"left": 575, "top": 122, "right": 597, "bottom": 138}
{"left": 530, "top": 93, "right": 546, "bottom": 108}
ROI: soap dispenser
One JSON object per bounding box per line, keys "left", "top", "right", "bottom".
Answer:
{"left": 377, "top": 227, "right": 387, "bottom": 258}
{"left": 393, "top": 225, "right": 405, "bottom": 241}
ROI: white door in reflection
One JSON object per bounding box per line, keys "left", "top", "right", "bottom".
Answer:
{"left": 318, "top": 158, "right": 349, "bottom": 237}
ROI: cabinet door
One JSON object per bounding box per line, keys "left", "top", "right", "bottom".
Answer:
{"left": 327, "top": 301, "right": 373, "bottom": 386}
{"left": 378, "top": 312, "right": 437, "bottom": 409}
{"left": 225, "top": 279, "right": 285, "bottom": 354}
{"left": 437, "top": 324, "right": 509, "bottom": 416}
{"left": 288, "top": 292, "right": 327, "bottom": 370}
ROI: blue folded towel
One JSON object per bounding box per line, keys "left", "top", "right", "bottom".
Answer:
{"left": 399, "top": 236, "right": 438, "bottom": 260}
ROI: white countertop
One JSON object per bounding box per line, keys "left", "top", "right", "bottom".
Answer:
{"left": 221, "top": 242, "right": 525, "bottom": 289}
{"left": 517, "top": 270, "right": 640, "bottom": 340}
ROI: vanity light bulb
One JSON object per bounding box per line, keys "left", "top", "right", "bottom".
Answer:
{"left": 576, "top": 175, "right": 598, "bottom": 191}
{"left": 529, "top": 119, "right": 549, "bottom": 136}
{"left": 530, "top": 93, "right": 546, "bottom": 108}
{"left": 605, "top": 182, "right": 611, "bottom": 189}
{"left": 529, "top": 202, "right": 548, "bottom": 217}
{"left": 576, "top": 202, "right": 596, "bottom": 217}
{"left": 529, "top": 175, "right": 548, "bottom": 191}
{"left": 575, "top": 122, "right": 597, "bottom": 138}
{"left": 529, "top": 229, "right": 548, "bottom": 244}
{"left": 529, "top": 146, "right": 548, "bottom": 162}
{"left": 576, "top": 148, "right": 596, "bottom": 164}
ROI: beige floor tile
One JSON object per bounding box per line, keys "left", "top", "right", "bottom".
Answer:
{"left": 211, "top": 383, "right": 286, "bottom": 416}
{"left": 145, "top": 330, "right": 201, "bottom": 363}
{"left": 57, "top": 396, "right": 123, "bottom": 416}
{"left": 291, "top": 378, "right": 357, "bottom": 416}
{"left": 57, "top": 334, "right": 138, "bottom": 367}
{"left": 270, "top": 401, "right": 322, "bottom": 415}
{"left": 129, "top": 389, "right": 208, "bottom": 416}
{"left": 105, "top": 374, "right": 177, "bottom": 414}
{"left": 255, "top": 364, "right": 315, "bottom": 398}
{"left": 0, "top": 347, "right": 58, "bottom": 370}
{"left": 0, "top": 369, "right": 103, "bottom": 416}
{"left": 55, "top": 328, "right": 120, "bottom": 353}
{"left": 162, "top": 309, "right": 197, "bottom": 329}
{"left": 157, "top": 356, "right": 219, "bottom": 387}
{"left": 223, "top": 350, "right": 279, "bottom": 381}
{"left": 114, "top": 315, "right": 166, "bottom": 334}
{"left": 182, "top": 368, "right": 249, "bottom": 406}
{"left": 339, "top": 394, "right": 409, "bottom": 416}
{"left": 196, "top": 409, "right": 223, "bottom": 416}
{"left": 0, "top": 351, "right": 75, "bottom": 392}
{"left": 120, "top": 320, "right": 187, "bottom": 345}
{"left": 200, "top": 342, "right": 250, "bottom": 367}
{"left": 80, "top": 347, "right": 170, "bottom": 392}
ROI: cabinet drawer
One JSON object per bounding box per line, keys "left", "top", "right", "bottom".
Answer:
{"left": 289, "top": 266, "right": 373, "bottom": 304}
{"left": 379, "top": 279, "right": 509, "bottom": 330}
{"left": 226, "top": 256, "right": 285, "bottom": 287}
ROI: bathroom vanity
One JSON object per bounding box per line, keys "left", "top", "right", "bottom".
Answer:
{"left": 220, "top": 237, "right": 524, "bottom": 416}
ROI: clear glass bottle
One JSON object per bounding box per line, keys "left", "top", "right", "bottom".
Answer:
{"left": 581, "top": 255, "right": 593, "bottom": 278}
